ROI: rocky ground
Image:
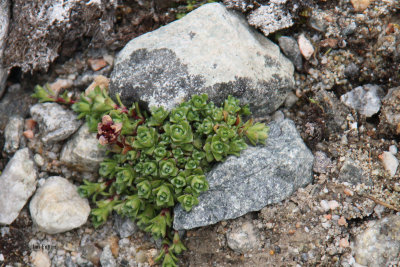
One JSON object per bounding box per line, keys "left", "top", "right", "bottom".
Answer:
{"left": 1, "top": 0, "right": 400, "bottom": 267}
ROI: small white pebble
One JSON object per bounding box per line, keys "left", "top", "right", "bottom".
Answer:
{"left": 341, "top": 135, "right": 348, "bottom": 145}
{"left": 34, "top": 154, "right": 45, "bottom": 166}
{"left": 304, "top": 226, "right": 309, "bottom": 233}
{"left": 339, "top": 238, "right": 349, "bottom": 248}
{"left": 328, "top": 200, "right": 340, "bottom": 210}
{"left": 389, "top": 145, "right": 398, "bottom": 155}
{"left": 320, "top": 200, "right": 330, "bottom": 212}
{"left": 374, "top": 204, "right": 385, "bottom": 219}
{"left": 47, "top": 151, "right": 57, "bottom": 160}
{"left": 332, "top": 215, "right": 340, "bottom": 220}
{"left": 67, "top": 74, "right": 77, "bottom": 80}
{"left": 349, "top": 122, "right": 358, "bottom": 130}
{"left": 0, "top": 253, "right": 4, "bottom": 261}
{"left": 371, "top": 169, "right": 380, "bottom": 175}
{"left": 265, "top": 223, "right": 274, "bottom": 229}
{"left": 272, "top": 111, "right": 284, "bottom": 122}
{"left": 321, "top": 222, "right": 331, "bottom": 229}
{"left": 298, "top": 34, "right": 314, "bottom": 60}
{"left": 57, "top": 250, "right": 66, "bottom": 256}
{"left": 380, "top": 151, "right": 399, "bottom": 177}
{"left": 1, "top": 227, "right": 10, "bottom": 237}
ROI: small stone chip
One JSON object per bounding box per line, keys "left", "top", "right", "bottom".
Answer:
{"left": 338, "top": 216, "right": 347, "bottom": 226}
{"left": 339, "top": 238, "right": 350, "bottom": 248}
{"left": 88, "top": 58, "right": 108, "bottom": 71}
{"left": 350, "top": 0, "right": 371, "bottom": 12}
{"left": 298, "top": 34, "right": 314, "bottom": 60}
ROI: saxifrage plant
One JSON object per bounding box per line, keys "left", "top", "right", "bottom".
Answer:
{"left": 32, "top": 84, "right": 269, "bottom": 267}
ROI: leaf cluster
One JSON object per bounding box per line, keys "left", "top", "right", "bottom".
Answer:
{"left": 46, "top": 86, "right": 268, "bottom": 266}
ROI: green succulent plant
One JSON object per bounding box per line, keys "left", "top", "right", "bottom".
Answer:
{"left": 32, "top": 85, "right": 269, "bottom": 267}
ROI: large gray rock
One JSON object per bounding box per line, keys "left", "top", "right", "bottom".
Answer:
{"left": 29, "top": 176, "right": 90, "bottom": 234}
{"left": 354, "top": 215, "right": 400, "bottom": 267}
{"left": 0, "top": 0, "right": 9, "bottom": 97}
{"left": 0, "top": 148, "right": 37, "bottom": 225}
{"left": 30, "top": 102, "right": 81, "bottom": 143}
{"left": 60, "top": 123, "right": 106, "bottom": 172}
{"left": 3, "top": 116, "right": 24, "bottom": 154}
{"left": 110, "top": 3, "right": 294, "bottom": 118}
{"left": 173, "top": 119, "right": 313, "bottom": 230}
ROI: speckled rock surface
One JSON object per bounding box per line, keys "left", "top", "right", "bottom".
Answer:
{"left": 313, "top": 89, "right": 350, "bottom": 133}
{"left": 0, "top": 148, "right": 37, "bottom": 225}
{"left": 353, "top": 215, "right": 400, "bottom": 267}
{"left": 3, "top": 116, "right": 24, "bottom": 153}
{"left": 29, "top": 176, "right": 90, "bottom": 234}
{"left": 223, "top": 0, "right": 294, "bottom": 36}
{"left": 173, "top": 119, "right": 314, "bottom": 230}
{"left": 313, "top": 151, "right": 331, "bottom": 174}
{"left": 226, "top": 221, "right": 259, "bottom": 253}
{"left": 113, "top": 215, "right": 138, "bottom": 239}
{"left": 100, "top": 245, "right": 117, "bottom": 267}
{"left": 110, "top": 3, "right": 294, "bottom": 118}
{"left": 30, "top": 102, "right": 81, "bottom": 143}
{"left": 0, "top": 0, "right": 9, "bottom": 97}
{"left": 378, "top": 86, "right": 400, "bottom": 136}
{"left": 338, "top": 159, "right": 367, "bottom": 186}
{"left": 4, "top": 0, "right": 117, "bottom": 73}
{"left": 60, "top": 123, "right": 106, "bottom": 172}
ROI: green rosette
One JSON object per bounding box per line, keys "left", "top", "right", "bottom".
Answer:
{"left": 177, "top": 194, "right": 199, "bottom": 212}
{"left": 164, "top": 121, "right": 193, "bottom": 145}
{"left": 159, "top": 159, "right": 179, "bottom": 178}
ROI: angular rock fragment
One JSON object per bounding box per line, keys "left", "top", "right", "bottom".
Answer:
{"left": 246, "top": 2, "right": 293, "bottom": 36}
{"left": 278, "top": 36, "right": 302, "bottom": 70}
{"left": 3, "top": 116, "right": 24, "bottom": 153}
{"left": 298, "top": 34, "right": 314, "bottom": 60}
{"left": 379, "top": 151, "right": 398, "bottom": 178}
{"left": 340, "top": 84, "right": 384, "bottom": 117}
{"left": 30, "top": 102, "right": 81, "bottom": 143}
